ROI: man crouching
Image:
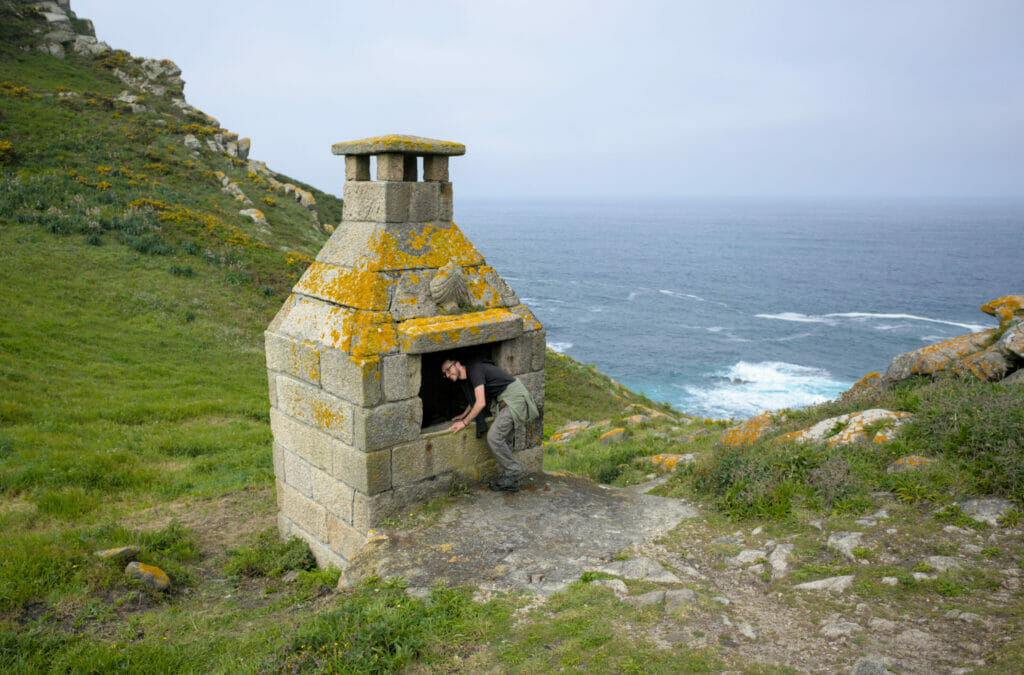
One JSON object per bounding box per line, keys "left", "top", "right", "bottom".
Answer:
{"left": 442, "top": 358, "right": 539, "bottom": 492}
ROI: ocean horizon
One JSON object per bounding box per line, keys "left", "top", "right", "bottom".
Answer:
{"left": 457, "top": 197, "right": 1023, "bottom": 420}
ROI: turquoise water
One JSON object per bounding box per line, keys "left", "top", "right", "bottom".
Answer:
{"left": 458, "top": 198, "right": 1023, "bottom": 419}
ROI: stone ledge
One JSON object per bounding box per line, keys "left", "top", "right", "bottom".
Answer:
{"left": 331, "top": 134, "right": 466, "bottom": 156}
{"left": 397, "top": 308, "right": 523, "bottom": 354}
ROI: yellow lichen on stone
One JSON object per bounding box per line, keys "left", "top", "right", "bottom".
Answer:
{"left": 980, "top": 295, "right": 1024, "bottom": 328}
{"left": 137, "top": 563, "right": 169, "bottom": 585}
{"left": 722, "top": 412, "right": 774, "bottom": 446}
{"left": 357, "top": 222, "right": 483, "bottom": 271}
{"left": 291, "top": 339, "right": 320, "bottom": 383}
{"left": 905, "top": 330, "right": 996, "bottom": 376}
{"left": 600, "top": 428, "right": 625, "bottom": 440}
{"left": 398, "top": 308, "right": 518, "bottom": 343}
{"left": 294, "top": 262, "right": 390, "bottom": 311}
{"left": 508, "top": 304, "right": 543, "bottom": 331}
{"left": 348, "top": 311, "right": 397, "bottom": 357}
{"left": 640, "top": 453, "right": 688, "bottom": 470}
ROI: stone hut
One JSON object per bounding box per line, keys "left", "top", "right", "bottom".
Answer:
{"left": 265, "top": 135, "right": 546, "bottom": 569}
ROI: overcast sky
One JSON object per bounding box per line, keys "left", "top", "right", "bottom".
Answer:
{"left": 74, "top": 0, "right": 1024, "bottom": 200}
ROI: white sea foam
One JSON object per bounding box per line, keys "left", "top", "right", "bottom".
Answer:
{"left": 825, "top": 312, "right": 989, "bottom": 332}
{"left": 627, "top": 291, "right": 638, "bottom": 301}
{"left": 757, "top": 311, "right": 835, "bottom": 325}
{"left": 547, "top": 341, "right": 573, "bottom": 354}
{"left": 659, "top": 289, "right": 706, "bottom": 302}
{"left": 680, "top": 361, "right": 851, "bottom": 420}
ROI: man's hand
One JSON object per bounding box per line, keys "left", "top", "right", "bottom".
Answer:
{"left": 448, "top": 419, "right": 467, "bottom": 432}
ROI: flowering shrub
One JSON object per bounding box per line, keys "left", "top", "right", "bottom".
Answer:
{"left": 0, "top": 141, "right": 15, "bottom": 165}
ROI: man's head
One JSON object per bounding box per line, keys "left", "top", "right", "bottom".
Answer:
{"left": 441, "top": 359, "right": 462, "bottom": 381}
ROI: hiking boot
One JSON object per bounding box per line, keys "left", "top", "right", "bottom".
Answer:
{"left": 488, "top": 476, "right": 520, "bottom": 492}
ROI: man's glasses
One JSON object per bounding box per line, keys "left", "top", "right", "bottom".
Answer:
{"left": 442, "top": 363, "right": 457, "bottom": 379}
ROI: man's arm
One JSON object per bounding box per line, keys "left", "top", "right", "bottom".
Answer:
{"left": 449, "top": 385, "right": 486, "bottom": 432}
{"left": 451, "top": 403, "right": 472, "bottom": 422}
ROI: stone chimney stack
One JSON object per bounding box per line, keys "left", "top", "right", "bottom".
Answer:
{"left": 265, "top": 135, "right": 545, "bottom": 570}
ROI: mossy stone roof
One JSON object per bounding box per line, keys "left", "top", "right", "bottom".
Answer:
{"left": 331, "top": 134, "right": 465, "bottom": 156}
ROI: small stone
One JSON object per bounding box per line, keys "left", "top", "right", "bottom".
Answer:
{"left": 924, "top": 555, "right": 961, "bottom": 572}
{"left": 820, "top": 619, "right": 862, "bottom": 637}
{"left": 729, "top": 549, "right": 767, "bottom": 567}
{"left": 713, "top": 595, "right": 731, "bottom": 605}
{"left": 95, "top": 545, "right": 140, "bottom": 561}
{"left": 960, "top": 544, "right": 983, "bottom": 554}
{"left": 828, "top": 532, "right": 866, "bottom": 560}
{"left": 738, "top": 622, "right": 759, "bottom": 640}
{"left": 282, "top": 570, "right": 300, "bottom": 583}
{"left": 794, "top": 575, "right": 855, "bottom": 593}
{"left": 714, "top": 536, "right": 743, "bottom": 545}
{"left": 849, "top": 658, "right": 892, "bottom": 675}
{"left": 855, "top": 519, "right": 877, "bottom": 527}
{"left": 912, "top": 572, "right": 934, "bottom": 581}
{"left": 594, "top": 579, "right": 628, "bottom": 597}
{"left": 628, "top": 590, "right": 666, "bottom": 607}
{"left": 125, "top": 561, "right": 170, "bottom": 591}
{"left": 810, "top": 520, "right": 824, "bottom": 531}
{"left": 880, "top": 577, "right": 899, "bottom": 586}
{"left": 895, "top": 628, "right": 939, "bottom": 650}
{"left": 768, "top": 543, "right": 794, "bottom": 578}
{"left": 598, "top": 428, "right": 627, "bottom": 445}
{"left": 943, "top": 525, "right": 969, "bottom": 535}
{"left": 868, "top": 617, "right": 898, "bottom": 631}
{"left": 886, "top": 528, "right": 898, "bottom": 534}
{"left": 599, "top": 557, "right": 681, "bottom": 584}
{"left": 751, "top": 526, "right": 763, "bottom": 536}
{"left": 665, "top": 588, "right": 697, "bottom": 606}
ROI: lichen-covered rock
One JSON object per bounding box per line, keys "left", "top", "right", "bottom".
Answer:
{"left": 599, "top": 428, "right": 626, "bottom": 445}
{"left": 841, "top": 372, "right": 883, "bottom": 400}
{"left": 980, "top": 295, "right": 1024, "bottom": 328}
{"left": 239, "top": 208, "right": 267, "bottom": 225}
{"left": 996, "top": 322, "right": 1024, "bottom": 360}
{"left": 721, "top": 412, "right": 775, "bottom": 446}
{"left": 1004, "top": 369, "right": 1024, "bottom": 385}
{"left": 957, "top": 498, "right": 1014, "bottom": 526}
{"left": 781, "top": 409, "right": 912, "bottom": 446}
{"left": 639, "top": 453, "right": 697, "bottom": 471}
{"left": 624, "top": 414, "right": 649, "bottom": 427}
{"left": 549, "top": 420, "right": 589, "bottom": 443}
{"left": 953, "top": 346, "right": 1012, "bottom": 381}
{"left": 94, "top": 545, "right": 140, "bottom": 561}
{"left": 793, "top": 575, "right": 854, "bottom": 592}
{"left": 125, "top": 561, "right": 171, "bottom": 590}
{"left": 884, "top": 330, "right": 995, "bottom": 383}
{"left": 886, "top": 455, "right": 932, "bottom": 473}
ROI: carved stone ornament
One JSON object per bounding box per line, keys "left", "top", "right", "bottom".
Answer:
{"left": 430, "top": 261, "right": 468, "bottom": 308}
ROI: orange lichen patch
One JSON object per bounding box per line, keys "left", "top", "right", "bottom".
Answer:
{"left": 886, "top": 455, "right": 933, "bottom": 472}
{"left": 841, "top": 372, "right": 882, "bottom": 400}
{"left": 624, "top": 414, "right": 649, "bottom": 427}
{"left": 348, "top": 311, "right": 398, "bottom": 357}
{"left": 898, "top": 330, "right": 996, "bottom": 377}
{"left": 137, "top": 563, "right": 170, "bottom": 585}
{"left": 955, "top": 347, "right": 1010, "bottom": 381}
{"left": 466, "top": 270, "right": 500, "bottom": 307}
{"left": 293, "top": 262, "right": 390, "bottom": 311}
{"left": 785, "top": 409, "right": 912, "bottom": 446}
{"left": 291, "top": 339, "right": 321, "bottom": 383}
{"left": 550, "top": 421, "right": 590, "bottom": 443}
{"left": 508, "top": 304, "right": 543, "bottom": 331}
{"left": 639, "top": 454, "right": 688, "bottom": 471}
{"left": 397, "top": 308, "right": 520, "bottom": 350}
{"left": 600, "top": 428, "right": 625, "bottom": 441}
{"left": 275, "top": 297, "right": 355, "bottom": 351}
{"left": 980, "top": 295, "right": 1024, "bottom": 328}
{"left": 356, "top": 222, "right": 483, "bottom": 271}
{"left": 721, "top": 412, "right": 775, "bottom": 447}
{"left": 308, "top": 397, "right": 346, "bottom": 434}
{"left": 625, "top": 403, "right": 666, "bottom": 418}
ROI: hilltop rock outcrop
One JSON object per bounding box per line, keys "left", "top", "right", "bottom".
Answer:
{"left": 16, "top": 0, "right": 111, "bottom": 58}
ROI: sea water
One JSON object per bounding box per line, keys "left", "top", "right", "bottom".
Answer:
{"left": 458, "top": 197, "right": 1023, "bottom": 420}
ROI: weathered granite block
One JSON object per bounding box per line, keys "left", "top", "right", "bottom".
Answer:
{"left": 312, "top": 467, "right": 354, "bottom": 522}
{"left": 345, "top": 155, "right": 370, "bottom": 181}
{"left": 439, "top": 182, "right": 453, "bottom": 220}
{"left": 343, "top": 181, "right": 411, "bottom": 223}
{"left": 423, "top": 155, "right": 448, "bottom": 182}
{"left": 279, "top": 480, "right": 328, "bottom": 541}
{"left": 328, "top": 515, "right": 368, "bottom": 559}
{"left": 518, "top": 369, "right": 545, "bottom": 409}
{"left": 282, "top": 446, "right": 313, "bottom": 497}
{"left": 377, "top": 153, "right": 405, "bottom": 181}
{"left": 496, "top": 334, "right": 533, "bottom": 375}
{"left": 381, "top": 353, "right": 421, "bottom": 401}
{"left": 397, "top": 309, "right": 523, "bottom": 354}
{"left": 352, "top": 398, "right": 422, "bottom": 451}
{"left": 267, "top": 370, "right": 278, "bottom": 408}
{"left": 391, "top": 433, "right": 490, "bottom": 487}
{"left": 275, "top": 376, "right": 354, "bottom": 444}
{"left": 277, "top": 510, "right": 292, "bottom": 538}
{"left": 530, "top": 330, "right": 547, "bottom": 371}
{"left": 270, "top": 407, "right": 332, "bottom": 473}
{"left": 353, "top": 476, "right": 457, "bottom": 530}
{"left": 272, "top": 441, "right": 286, "bottom": 484}
{"left": 291, "top": 520, "right": 349, "bottom": 570}
{"left": 332, "top": 443, "right": 391, "bottom": 495}
{"left": 408, "top": 182, "right": 440, "bottom": 221}
{"left": 321, "top": 352, "right": 381, "bottom": 407}
{"left": 293, "top": 264, "right": 390, "bottom": 311}
{"left": 265, "top": 332, "right": 321, "bottom": 385}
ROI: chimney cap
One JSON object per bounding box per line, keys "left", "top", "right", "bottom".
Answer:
{"left": 332, "top": 134, "right": 465, "bottom": 157}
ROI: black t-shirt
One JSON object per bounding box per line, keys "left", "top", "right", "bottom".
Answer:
{"left": 462, "top": 361, "right": 515, "bottom": 404}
